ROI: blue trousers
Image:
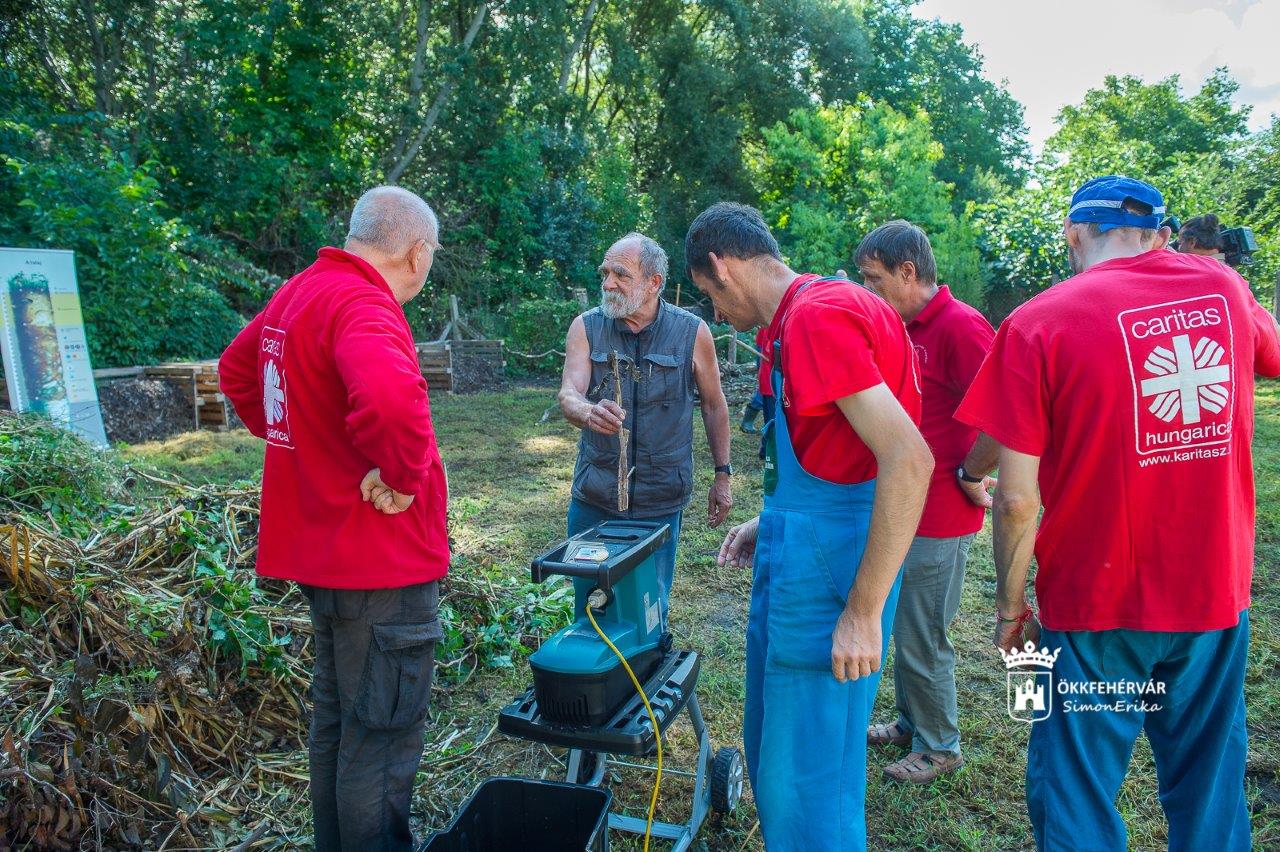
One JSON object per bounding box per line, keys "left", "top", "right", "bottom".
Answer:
{"left": 745, "top": 505, "right": 901, "bottom": 851}
{"left": 1028, "top": 612, "right": 1251, "bottom": 852}
{"left": 566, "top": 498, "right": 682, "bottom": 624}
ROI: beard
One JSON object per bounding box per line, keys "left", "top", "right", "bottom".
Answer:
{"left": 1067, "top": 244, "right": 1084, "bottom": 276}
{"left": 601, "top": 288, "right": 644, "bottom": 319}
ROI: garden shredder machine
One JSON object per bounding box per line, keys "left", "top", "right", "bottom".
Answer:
{"left": 496, "top": 519, "right": 744, "bottom": 850}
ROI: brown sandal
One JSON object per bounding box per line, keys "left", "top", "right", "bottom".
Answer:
{"left": 866, "top": 721, "right": 911, "bottom": 748}
{"left": 882, "top": 751, "right": 965, "bottom": 785}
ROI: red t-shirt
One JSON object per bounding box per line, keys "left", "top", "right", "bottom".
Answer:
{"left": 219, "top": 247, "right": 450, "bottom": 589}
{"left": 761, "top": 274, "right": 922, "bottom": 484}
{"left": 956, "top": 251, "right": 1280, "bottom": 631}
{"left": 909, "top": 286, "right": 995, "bottom": 537}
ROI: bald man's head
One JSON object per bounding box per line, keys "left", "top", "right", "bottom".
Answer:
{"left": 344, "top": 186, "right": 439, "bottom": 304}
{"left": 346, "top": 186, "right": 439, "bottom": 256}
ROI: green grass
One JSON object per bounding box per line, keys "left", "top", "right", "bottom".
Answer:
{"left": 122, "top": 429, "right": 266, "bottom": 483}
{"left": 126, "top": 380, "right": 1280, "bottom": 850}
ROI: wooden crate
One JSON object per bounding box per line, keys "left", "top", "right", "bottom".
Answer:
{"left": 416, "top": 342, "right": 454, "bottom": 393}
{"left": 145, "top": 361, "right": 227, "bottom": 431}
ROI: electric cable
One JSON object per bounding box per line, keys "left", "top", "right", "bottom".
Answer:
{"left": 584, "top": 595, "right": 662, "bottom": 852}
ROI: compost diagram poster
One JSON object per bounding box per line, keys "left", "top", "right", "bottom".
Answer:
{"left": 0, "top": 248, "right": 108, "bottom": 445}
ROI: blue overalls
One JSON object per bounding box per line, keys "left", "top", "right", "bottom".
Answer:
{"left": 745, "top": 335, "right": 904, "bottom": 851}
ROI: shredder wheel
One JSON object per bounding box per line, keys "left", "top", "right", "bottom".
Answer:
{"left": 710, "top": 747, "right": 744, "bottom": 813}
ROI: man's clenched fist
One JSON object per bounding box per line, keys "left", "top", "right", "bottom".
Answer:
{"left": 360, "top": 468, "right": 415, "bottom": 515}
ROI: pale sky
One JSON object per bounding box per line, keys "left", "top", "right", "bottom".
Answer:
{"left": 912, "top": 0, "right": 1280, "bottom": 155}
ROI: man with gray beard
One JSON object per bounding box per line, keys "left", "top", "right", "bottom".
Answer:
{"left": 559, "top": 232, "right": 733, "bottom": 627}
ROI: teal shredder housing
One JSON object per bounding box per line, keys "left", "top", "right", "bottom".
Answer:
{"left": 528, "top": 520, "right": 670, "bottom": 726}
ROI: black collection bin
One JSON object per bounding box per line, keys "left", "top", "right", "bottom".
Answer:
{"left": 423, "top": 776, "right": 611, "bottom": 852}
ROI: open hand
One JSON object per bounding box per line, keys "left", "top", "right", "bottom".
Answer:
{"left": 717, "top": 515, "right": 759, "bottom": 568}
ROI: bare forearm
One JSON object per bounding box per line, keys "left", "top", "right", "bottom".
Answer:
{"left": 701, "top": 396, "right": 731, "bottom": 466}
{"left": 847, "top": 451, "right": 931, "bottom": 617}
{"left": 992, "top": 497, "right": 1037, "bottom": 615}
{"left": 559, "top": 386, "right": 594, "bottom": 429}
{"left": 962, "top": 432, "right": 1000, "bottom": 477}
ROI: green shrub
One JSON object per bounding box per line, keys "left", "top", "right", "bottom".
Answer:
{"left": 1, "top": 121, "right": 273, "bottom": 367}
{"left": 0, "top": 411, "right": 127, "bottom": 531}
{"left": 506, "top": 297, "right": 583, "bottom": 374}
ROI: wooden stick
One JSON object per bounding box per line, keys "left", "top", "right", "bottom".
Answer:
{"left": 609, "top": 351, "right": 630, "bottom": 512}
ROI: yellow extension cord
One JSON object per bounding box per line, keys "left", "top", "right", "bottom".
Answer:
{"left": 583, "top": 601, "right": 662, "bottom": 852}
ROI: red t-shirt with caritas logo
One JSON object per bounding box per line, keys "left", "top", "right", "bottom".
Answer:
{"left": 908, "top": 286, "right": 995, "bottom": 538}
{"left": 957, "top": 251, "right": 1280, "bottom": 631}
{"left": 761, "top": 274, "right": 922, "bottom": 484}
{"left": 219, "top": 248, "right": 450, "bottom": 589}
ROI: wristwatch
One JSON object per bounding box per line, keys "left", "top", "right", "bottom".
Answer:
{"left": 956, "top": 465, "right": 983, "bottom": 484}
{"left": 714, "top": 464, "right": 733, "bottom": 476}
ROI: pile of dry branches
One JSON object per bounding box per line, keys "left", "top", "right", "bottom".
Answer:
{"left": 0, "top": 477, "right": 320, "bottom": 849}
{"left": 0, "top": 413, "right": 573, "bottom": 848}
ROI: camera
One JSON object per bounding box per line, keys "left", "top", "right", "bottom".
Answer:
{"left": 1218, "top": 226, "right": 1258, "bottom": 267}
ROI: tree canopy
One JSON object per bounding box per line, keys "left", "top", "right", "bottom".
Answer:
{"left": 0, "top": 1, "right": 1274, "bottom": 366}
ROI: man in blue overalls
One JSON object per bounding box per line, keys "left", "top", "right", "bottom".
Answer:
{"left": 684, "top": 202, "right": 935, "bottom": 849}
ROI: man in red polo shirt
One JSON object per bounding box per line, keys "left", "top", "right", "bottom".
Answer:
{"left": 220, "top": 186, "right": 449, "bottom": 852}
{"left": 957, "top": 176, "right": 1280, "bottom": 851}
{"left": 856, "top": 220, "right": 996, "bottom": 783}
{"left": 686, "top": 202, "right": 933, "bottom": 850}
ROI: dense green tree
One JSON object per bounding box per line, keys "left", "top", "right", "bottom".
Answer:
{"left": 750, "top": 103, "right": 984, "bottom": 304}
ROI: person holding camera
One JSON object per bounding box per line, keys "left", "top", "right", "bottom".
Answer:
{"left": 1176, "top": 214, "right": 1259, "bottom": 267}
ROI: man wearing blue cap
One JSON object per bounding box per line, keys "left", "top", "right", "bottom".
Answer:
{"left": 956, "top": 175, "right": 1280, "bottom": 851}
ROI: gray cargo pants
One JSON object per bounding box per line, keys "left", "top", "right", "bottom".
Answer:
{"left": 302, "top": 581, "right": 442, "bottom": 852}
{"left": 890, "top": 534, "right": 974, "bottom": 756}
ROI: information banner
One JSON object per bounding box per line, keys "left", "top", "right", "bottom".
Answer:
{"left": 0, "top": 248, "right": 108, "bottom": 445}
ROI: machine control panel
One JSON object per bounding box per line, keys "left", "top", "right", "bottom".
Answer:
{"left": 569, "top": 543, "right": 610, "bottom": 563}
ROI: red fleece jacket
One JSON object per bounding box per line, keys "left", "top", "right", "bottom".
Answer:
{"left": 219, "top": 247, "right": 449, "bottom": 589}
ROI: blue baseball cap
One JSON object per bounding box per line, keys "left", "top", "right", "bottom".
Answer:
{"left": 1067, "top": 175, "right": 1165, "bottom": 232}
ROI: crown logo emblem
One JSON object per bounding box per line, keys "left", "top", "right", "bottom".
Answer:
{"left": 1000, "top": 641, "right": 1061, "bottom": 670}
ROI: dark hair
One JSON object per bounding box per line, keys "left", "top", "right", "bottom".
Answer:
{"left": 1179, "top": 214, "right": 1222, "bottom": 251}
{"left": 684, "top": 202, "right": 781, "bottom": 279}
{"left": 854, "top": 219, "right": 937, "bottom": 284}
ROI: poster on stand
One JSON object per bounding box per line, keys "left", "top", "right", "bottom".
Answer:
{"left": 0, "top": 248, "right": 107, "bottom": 445}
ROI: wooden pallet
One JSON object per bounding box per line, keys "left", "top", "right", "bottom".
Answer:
{"left": 416, "top": 342, "right": 454, "bottom": 393}
{"left": 145, "top": 362, "right": 228, "bottom": 431}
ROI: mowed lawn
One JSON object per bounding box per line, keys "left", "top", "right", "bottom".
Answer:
{"left": 126, "top": 379, "right": 1280, "bottom": 850}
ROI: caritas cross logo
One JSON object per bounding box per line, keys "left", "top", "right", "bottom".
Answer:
{"left": 1119, "top": 295, "right": 1235, "bottom": 458}
{"left": 260, "top": 325, "right": 294, "bottom": 449}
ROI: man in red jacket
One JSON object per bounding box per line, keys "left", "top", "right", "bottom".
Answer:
{"left": 220, "top": 185, "right": 449, "bottom": 852}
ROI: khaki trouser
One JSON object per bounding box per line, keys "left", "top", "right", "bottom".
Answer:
{"left": 889, "top": 534, "right": 974, "bottom": 756}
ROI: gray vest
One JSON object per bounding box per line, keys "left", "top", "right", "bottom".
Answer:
{"left": 571, "top": 300, "right": 701, "bottom": 518}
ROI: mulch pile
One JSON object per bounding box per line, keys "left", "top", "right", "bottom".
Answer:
{"left": 0, "top": 472, "right": 542, "bottom": 849}
{"left": 96, "top": 379, "right": 195, "bottom": 444}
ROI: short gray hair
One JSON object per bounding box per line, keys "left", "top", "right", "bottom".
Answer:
{"left": 619, "top": 232, "right": 668, "bottom": 287}
{"left": 346, "top": 186, "right": 439, "bottom": 255}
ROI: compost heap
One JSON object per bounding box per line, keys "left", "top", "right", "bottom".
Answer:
{"left": 0, "top": 412, "right": 517, "bottom": 849}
